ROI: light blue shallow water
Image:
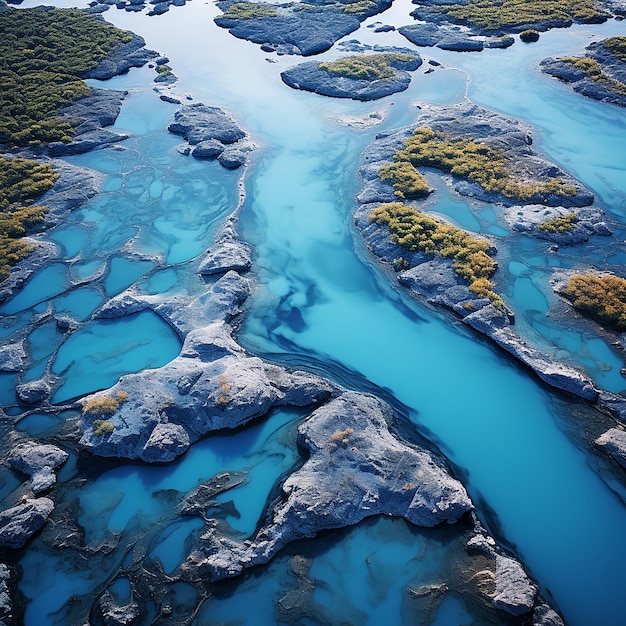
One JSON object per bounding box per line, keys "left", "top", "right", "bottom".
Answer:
{"left": 3, "top": 3, "right": 626, "bottom": 625}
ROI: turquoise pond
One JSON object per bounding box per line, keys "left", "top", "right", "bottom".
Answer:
{"left": 2, "top": 1, "right": 626, "bottom": 625}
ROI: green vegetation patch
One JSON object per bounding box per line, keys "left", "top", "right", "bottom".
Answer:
{"left": 319, "top": 53, "right": 415, "bottom": 81}
{"left": 93, "top": 420, "right": 115, "bottom": 436}
{"left": 0, "top": 5, "right": 133, "bottom": 148}
{"left": 370, "top": 202, "right": 503, "bottom": 305}
{"left": 560, "top": 56, "right": 626, "bottom": 96}
{"left": 561, "top": 273, "right": 626, "bottom": 331}
{"left": 221, "top": 2, "right": 278, "bottom": 19}
{"left": 0, "top": 157, "right": 58, "bottom": 278}
{"left": 431, "top": 0, "right": 605, "bottom": 32}
{"left": 603, "top": 36, "right": 626, "bottom": 61}
{"left": 537, "top": 212, "right": 579, "bottom": 233}
{"left": 382, "top": 127, "right": 576, "bottom": 202}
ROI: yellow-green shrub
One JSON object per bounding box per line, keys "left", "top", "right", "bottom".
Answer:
{"left": 561, "top": 274, "right": 626, "bottom": 331}
{"left": 370, "top": 202, "right": 503, "bottom": 305}
{"left": 82, "top": 391, "right": 128, "bottom": 415}
{"left": 431, "top": 0, "right": 605, "bottom": 32}
{"left": 378, "top": 160, "right": 430, "bottom": 198}
{"left": 221, "top": 2, "right": 278, "bottom": 19}
{"left": 93, "top": 420, "right": 115, "bottom": 436}
{"left": 537, "top": 212, "right": 578, "bottom": 233}
{"left": 393, "top": 127, "right": 576, "bottom": 201}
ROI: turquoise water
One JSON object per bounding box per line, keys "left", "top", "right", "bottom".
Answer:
{"left": 3, "top": 2, "right": 626, "bottom": 625}
{"left": 51, "top": 310, "right": 181, "bottom": 403}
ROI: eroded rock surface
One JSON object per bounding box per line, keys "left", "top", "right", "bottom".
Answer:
{"left": 0, "top": 498, "right": 54, "bottom": 549}
{"left": 7, "top": 442, "right": 68, "bottom": 493}
{"left": 184, "top": 391, "right": 472, "bottom": 580}
{"left": 281, "top": 48, "right": 422, "bottom": 101}
{"left": 595, "top": 428, "right": 626, "bottom": 468}
{"left": 541, "top": 38, "right": 626, "bottom": 108}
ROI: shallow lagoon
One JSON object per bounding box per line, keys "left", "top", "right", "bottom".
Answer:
{"left": 3, "top": 2, "right": 626, "bottom": 625}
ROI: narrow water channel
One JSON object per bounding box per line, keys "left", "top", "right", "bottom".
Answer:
{"left": 6, "top": 2, "right": 626, "bottom": 624}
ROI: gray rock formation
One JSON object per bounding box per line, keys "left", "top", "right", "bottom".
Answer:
{"left": 595, "top": 428, "right": 626, "bottom": 468}
{"left": 214, "top": 0, "right": 391, "bottom": 56}
{"left": 466, "top": 532, "right": 540, "bottom": 617}
{"left": 184, "top": 391, "right": 472, "bottom": 580}
{"left": 82, "top": 33, "right": 157, "bottom": 80}
{"left": 0, "top": 498, "right": 54, "bottom": 549}
{"left": 8, "top": 442, "right": 69, "bottom": 493}
{"left": 80, "top": 271, "right": 334, "bottom": 462}
{"left": 541, "top": 38, "right": 626, "bottom": 108}
{"left": 281, "top": 49, "right": 422, "bottom": 101}
{"left": 98, "top": 590, "right": 140, "bottom": 626}
{"left": 197, "top": 220, "right": 252, "bottom": 275}
{"left": 0, "top": 564, "right": 11, "bottom": 624}
{"left": 503, "top": 204, "right": 612, "bottom": 244}
{"left": 168, "top": 104, "right": 246, "bottom": 145}
{"left": 168, "top": 103, "right": 252, "bottom": 169}
{"left": 0, "top": 342, "right": 26, "bottom": 373}
{"left": 16, "top": 379, "right": 52, "bottom": 404}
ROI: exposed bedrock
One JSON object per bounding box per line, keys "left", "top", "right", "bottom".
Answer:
{"left": 541, "top": 38, "right": 626, "bottom": 108}
{"left": 0, "top": 498, "right": 54, "bottom": 549}
{"left": 82, "top": 33, "right": 158, "bottom": 80}
{"left": 354, "top": 103, "right": 601, "bottom": 401}
{"left": 7, "top": 442, "right": 69, "bottom": 494}
{"left": 80, "top": 271, "right": 334, "bottom": 462}
{"left": 168, "top": 103, "right": 252, "bottom": 169}
{"left": 280, "top": 48, "right": 422, "bottom": 101}
{"left": 214, "top": 0, "right": 392, "bottom": 56}
{"left": 184, "top": 391, "right": 473, "bottom": 580}
{"left": 595, "top": 428, "right": 626, "bottom": 468}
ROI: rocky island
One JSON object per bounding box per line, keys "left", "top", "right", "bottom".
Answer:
{"left": 1, "top": 0, "right": 626, "bottom": 624}
{"left": 281, "top": 48, "right": 423, "bottom": 100}
{"left": 541, "top": 36, "right": 626, "bottom": 107}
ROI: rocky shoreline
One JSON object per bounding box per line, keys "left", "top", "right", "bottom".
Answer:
{"left": 354, "top": 102, "right": 626, "bottom": 453}
{"left": 541, "top": 37, "right": 626, "bottom": 107}
{"left": 214, "top": 0, "right": 392, "bottom": 56}
{"left": 280, "top": 47, "right": 422, "bottom": 101}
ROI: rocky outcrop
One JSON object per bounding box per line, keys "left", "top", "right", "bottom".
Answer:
{"left": 399, "top": 23, "right": 514, "bottom": 52}
{"left": 0, "top": 342, "right": 26, "bottom": 373}
{"left": 503, "top": 204, "right": 612, "bottom": 244}
{"left": 408, "top": 1, "right": 611, "bottom": 37}
{"left": 7, "top": 442, "right": 69, "bottom": 493}
{"left": 0, "top": 498, "right": 54, "bottom": 549}
{"left": 79, "top": 271, "right": 334, "bottom": 462}
{"left": 0, "top": 564, "right": 11, "bottom": 624}
{"left": 214, "top": 0, "right": 392, "bottom": 56}
{"left": 354, "top": 103, "right": 602, "bottom": 401}
{"left": 184, "top": 391, "right": 472, "bottom": 580}
{"left": 595, "top": 428, "right": 626, "bottom": 468}
{"left": 197, "top": 219, "right": 252, "bottom": 275}
{"left": 541, "top": 38, "right": 626, "bottom": 108}
{"left": 466, "top": 532, "right": 542, "bottom": 618}
{"left": 280, "top": 48, "right": 422, "bottom": 101}
{"left": 168, "top": 103, "right": 252, "bottom": 169}
{"left": 82, "top": 33, "right": 157, "bottom": 80}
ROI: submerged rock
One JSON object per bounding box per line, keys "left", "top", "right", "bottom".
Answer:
{"left": 8, "top": 442, "right": 69, "bottom": 493}
{"left": 0, "top": 498, "right": 54, "bottom": 549}
{"left": 185, "top": 391, "right": 472, "bottom": 580}
{"left": 0, "top": 342, "right": 26, "bottom": 373}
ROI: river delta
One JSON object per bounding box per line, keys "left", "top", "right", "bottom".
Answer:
{"left": 0, "top": 0, "right": 625, "bottom": 624}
